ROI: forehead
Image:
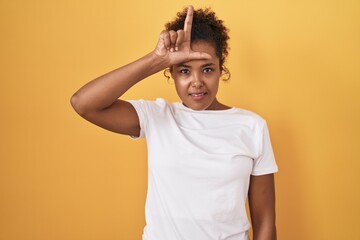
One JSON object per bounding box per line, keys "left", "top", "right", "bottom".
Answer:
{"left": 175, "top": 41, "right": 219, "bottom": 67}
{"left": 190, "top": 41, "right": 218, "bottom": 59}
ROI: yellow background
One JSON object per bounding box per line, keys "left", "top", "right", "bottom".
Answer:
{"left": 1, "top": 0, "right": 359, "bottom": 239}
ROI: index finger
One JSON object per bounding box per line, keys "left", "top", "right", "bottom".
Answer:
{"left": 183, "top": 5, "right": 193, "bottom": 40}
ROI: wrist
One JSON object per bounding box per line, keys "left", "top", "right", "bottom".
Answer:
{"left": 147, "top": 51, "right": 171, "bottom": 73}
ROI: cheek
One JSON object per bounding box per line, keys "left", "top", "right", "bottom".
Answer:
{"left": 173, "top": 74, "right": 189, "bottom": 86}
{"left": 207, "top": 77, "right": 220, "bottom": 90}
{"left": 174, "top": 79, "right": 188, "bottom": 95}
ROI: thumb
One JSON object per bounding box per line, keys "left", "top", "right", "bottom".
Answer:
{"left": 188, "top": 51, "right": 212, "bottom": 61}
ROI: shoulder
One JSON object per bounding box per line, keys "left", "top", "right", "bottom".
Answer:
{"left": 232, "top": 107, "right": 267, "bottom": 127}
{"left": 128, "top": 98, "right": 171, "bottom": 110}
{"left": 127, "top": 98, "right": 177, "bottom": 120}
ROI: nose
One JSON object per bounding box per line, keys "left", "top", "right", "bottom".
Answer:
{"left": 191, "top": 81, "right": 204, "bottom": 88}
{"left": 191, "top": 73, "right": 204, "bottom": 88}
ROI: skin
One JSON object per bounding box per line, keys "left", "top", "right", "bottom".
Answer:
{"left": 171, "top": 40, "right": 229, "bottom": 111}
{"left": 70, "top": 6, "right": 276, "bottom": 239}
{"left": 249, "top": 174, "right": 277, "bottom": 240}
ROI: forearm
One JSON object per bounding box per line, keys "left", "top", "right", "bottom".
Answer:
{"left": 252, "top": 222, "right": 277, "bottom": 240}
{"left": 248, "top": 174, "right": 277, "bottom": 240}
{"left": 71, "top": 51, "right": 168, "bottom": 114}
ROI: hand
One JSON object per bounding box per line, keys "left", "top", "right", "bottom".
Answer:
{"left": 153, "top": 5, "right": 211, "bottom": 66}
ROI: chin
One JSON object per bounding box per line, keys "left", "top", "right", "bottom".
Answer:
{"left": 181, "top": 96, "right": 215, "bottom": 111}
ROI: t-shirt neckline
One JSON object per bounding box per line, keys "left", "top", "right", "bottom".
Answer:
{"left": 174, "top": 102, "right": 237, "bottom": 113}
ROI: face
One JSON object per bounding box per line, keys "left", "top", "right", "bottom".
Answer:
{"left": 171, "top": 41, "right": 222, "bottom": 111}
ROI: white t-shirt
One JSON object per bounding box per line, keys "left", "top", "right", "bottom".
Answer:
{"left": 128, "top": 98, "right": 278, "bottom": 240}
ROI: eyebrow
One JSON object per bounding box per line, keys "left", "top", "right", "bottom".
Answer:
{"left": 175, "top": 63, "right": 216, "bottom": 68}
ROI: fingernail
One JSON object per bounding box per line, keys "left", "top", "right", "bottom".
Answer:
{"left": 175, "top": 47, "right": 179, "bottom": 51}
{"left": 170, "top": 48, "right": 174, "bottom": 52}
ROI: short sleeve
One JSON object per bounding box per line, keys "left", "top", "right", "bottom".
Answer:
{"left": 251, "top": 121, "right": 278, "bottom": 176}
{"left": 127, "top": 99, "right": 148, "bottom": 139}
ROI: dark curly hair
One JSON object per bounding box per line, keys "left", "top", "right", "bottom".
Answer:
{"left": 165, "top": 7, "right": 230, "bottom": 75}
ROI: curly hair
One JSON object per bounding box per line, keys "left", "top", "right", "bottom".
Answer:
{"left": 165, "top": 7, "right": 230, "bottom": 73}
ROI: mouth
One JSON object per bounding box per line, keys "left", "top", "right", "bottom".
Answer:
{"left": 188, "top": 92, "right": 208, "bottom": 100}
{"left": 188, "top": 92, "right": 207, "bottom": 97}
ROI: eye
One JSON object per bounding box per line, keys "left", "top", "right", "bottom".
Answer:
{"left": 180, "top": 69, "right": 190, "bottom": 74}
{"left": 203, "top": 67, "right": 214, "bottom": 73}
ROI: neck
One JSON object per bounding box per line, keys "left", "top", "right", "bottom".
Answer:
{"left": 206, "top": 99, "right": 231, "bottom": 110}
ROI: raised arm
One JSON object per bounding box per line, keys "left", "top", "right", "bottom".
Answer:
{"left": 70, "top": 6, "right": 210, "bottom": 136}
{"left": 248, "top": 174, "right": 277, "bottom": 240}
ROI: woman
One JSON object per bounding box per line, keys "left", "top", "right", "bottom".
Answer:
{"left": 71, "top": 5, "right": 278, "bottom": 240}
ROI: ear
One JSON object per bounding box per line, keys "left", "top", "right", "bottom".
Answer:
{"left": 221, "top": 65, "right": 231, "bottom": 82}
{"left": 163, "top": 68, "right": 171, "bottom": 81}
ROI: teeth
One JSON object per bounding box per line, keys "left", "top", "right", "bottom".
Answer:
{"left": 191, "top": 93, "right": 204, "bottom": 97}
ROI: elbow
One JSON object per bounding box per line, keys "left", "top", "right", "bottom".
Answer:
{"left": 70, "top": 92, "right": 87, "bottom": 116}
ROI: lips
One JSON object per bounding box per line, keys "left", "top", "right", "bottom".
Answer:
{"left": 189, "top": 92, "right": 207, "bottom": 97}
{"left": 188, "top": 92, "right": 207, "bottom": 100}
